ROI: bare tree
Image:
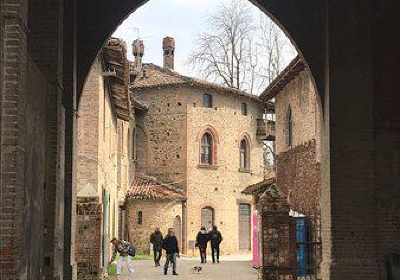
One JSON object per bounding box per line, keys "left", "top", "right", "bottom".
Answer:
{"left": 188, "top": 0, "right": 295, "bottom": 94}
{"left": 188, "top": 0, "right": 255, "bottom": 91}
{"left": 256, "top": 16, "right": 292, "bottom": 91}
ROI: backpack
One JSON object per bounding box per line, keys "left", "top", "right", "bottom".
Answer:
{"left": 128, "top": 244, "right": 136, "bottom": 257}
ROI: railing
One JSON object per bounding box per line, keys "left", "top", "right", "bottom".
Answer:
{"left": 256, "top": 119, "right": 276, "bottom": 141}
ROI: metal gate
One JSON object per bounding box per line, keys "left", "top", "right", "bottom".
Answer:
{"left": 259, "top": 188, "right": 322, "bottom": 280}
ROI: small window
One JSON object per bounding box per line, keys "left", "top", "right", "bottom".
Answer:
{"left": 240, "top": 139, "right": 249, "bottom": 170}
{"left": 241, "top": 103, "right": 247, "bottom": 116}
{"left": 137, "top": 211, "right": 143, "bottom": 225}
{"left": 201, "top": 132, "right": 213, "bottom": 165}
{"left": 203, "top": 94, "right": 213, "bottom": 108}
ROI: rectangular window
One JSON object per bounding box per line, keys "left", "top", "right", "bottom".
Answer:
{"left": 137, "top": 211, "right": 143, "bottom": 225}
{"left": 203, "top": 94, "right": 213, "bottom": 108}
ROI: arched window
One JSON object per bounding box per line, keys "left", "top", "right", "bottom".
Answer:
{"left": 286, "top": 106, "right": 293, "bottom": 147}
{"left": 241, "top": 102, "right": 247, "bottom": 116}
{"left": 201, "top": 207, "right": 215, "bottom": 230}
{"left": 201, "top": 132, "right": 213, "bottom": 165}
{"left": 203, "top": 94, "right": 213, "bottom": 108}
{"left": 240, "top": 139, "right": 249, "bottom": 170}
{"left": 137, "top": 211, "right": 143, "bottom": 225}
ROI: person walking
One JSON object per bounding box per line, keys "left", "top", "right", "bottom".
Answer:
{"left": 209, "top": 225, "right": 223, "bottom": 263}
{"left": 110, "top": 237, "right": 135, "bottom": 277}
{"left": 162, "top": 228, "right": 180, "bottom": 275}
{"left": 150, "top": 227, "right": 163, "bottom": 267}
{"left": 196, "top": 226, "right": 209, "bottom": 263}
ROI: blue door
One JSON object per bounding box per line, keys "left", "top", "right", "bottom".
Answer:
{"left": 296, "top": 218, "right": 309, "bottom": 276}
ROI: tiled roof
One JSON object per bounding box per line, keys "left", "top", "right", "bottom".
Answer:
{"left": 259, "top": 56, "right": 306, "bottom": 101}
{"left": 102, "top": 38, "right": 131, "bottom": 121}
{"left": 131, "top": 63, "right": 272, "bottom": 106}
{"left": 242, "top": 177, "right": 276, "bottom": 195}
{"left": 127, "top": 174, "right": 186, "bottom": 201}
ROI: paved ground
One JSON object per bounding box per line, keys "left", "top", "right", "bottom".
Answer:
{"left": 114, "top": 255, "right": 258, "bottom": 280}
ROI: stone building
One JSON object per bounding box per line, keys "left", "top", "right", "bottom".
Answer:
{"left": 127, "top": 37, "right": 273, "bottom": 255}
{"left": 125, "top": 174, "right": 185, "bottom": 254}
{"left": 2, "top": 1, "right": 400, "bottom": 279}
{"left": 75, "top": 38, "right": 132, "bottom": 278}
{"left": 244, "top": 57, "right": 322, "bottom": 279}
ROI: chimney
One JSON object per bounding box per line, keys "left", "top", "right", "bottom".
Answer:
{"left": 163, "top": 37, "right": 175, "bottom": 70}
{"left": 132, "top": 39, "right": 144, "bottom": 71}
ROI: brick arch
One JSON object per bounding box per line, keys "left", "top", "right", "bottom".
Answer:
{"left": 198, "top": 125, "right": 220, "bottom": 166}
{"left": 238, "top": 133, "right": 252, "bottom": 170}
{"left": 197, "top": 125, "right": 220, "bottom": 144}
{"left": 76, "top": 0, "right": 326, "bottom": 106}
{"left": 238, "top": 132, "right": 252, "bottom": 150}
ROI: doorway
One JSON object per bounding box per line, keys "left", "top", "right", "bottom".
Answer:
{"left": 201, "top": 207, "right": 215, "bottom": 230}
{"left": 238, "top": 203, "right": 251, "bottom": 251}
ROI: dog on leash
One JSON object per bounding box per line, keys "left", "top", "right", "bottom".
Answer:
{"left": 191, "top": 266, "right": 203, "bottom": 274}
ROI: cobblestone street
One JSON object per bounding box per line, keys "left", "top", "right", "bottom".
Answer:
{"left": 113, "top": 256, "right": 258, "bottom": 280}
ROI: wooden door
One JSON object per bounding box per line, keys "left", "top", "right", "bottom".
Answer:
{"left": 173, "top": 215, "right": 182, "bottom": 248}
{"left": 239, "top": 203, "right": 251, "bottom": 251}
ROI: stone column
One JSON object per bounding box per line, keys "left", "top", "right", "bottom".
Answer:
{"left": 321, "top": 1, "right": 379, "bottom": 279}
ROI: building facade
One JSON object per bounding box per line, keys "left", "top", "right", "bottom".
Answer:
{"left": 75, "top": 38, "right": 132, "bottom": 278}
{"left": 244, "top": 57, "right": 322, "bottom": 279}
{"left": 127, "top": 37, "right": 272, "bottom": 255}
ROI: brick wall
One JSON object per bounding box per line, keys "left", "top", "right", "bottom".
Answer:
{"left": 76, "top": 197, "right": 102, "bottom": 280}
{"left": 275, "top": 71, "right": 321, "bottom": 162}
{"left": 76, "top": 57, "right": 131, "bottom": 277}
{"left": 0, "top": 1, "right": 29, "bottom": 278}
{"left": 135, "top": 87, "right": 188, "bottom": 186}
{"left": 276, "top": 140, "right": 321, "bottom": 215}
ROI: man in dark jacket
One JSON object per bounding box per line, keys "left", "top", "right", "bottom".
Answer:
{"left": 150, "top": 227, "right": 163, "bottom": 267}
{"left": 162, "top": 228, "right": 180, "bottom": 275}
{"left": 196, "top": 227, "right": 209, "bottom": 263}
{"left": 209, "top": 225, "right": 223, "bottom": 263}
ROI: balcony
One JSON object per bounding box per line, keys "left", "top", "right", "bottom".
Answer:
{"left": 256, "top": 119, "right": 276, "bottom": 141}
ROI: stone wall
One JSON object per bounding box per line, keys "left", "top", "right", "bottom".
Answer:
{"left": 134, "top": 84, "right": 265, "bottom": 254}
{"left": 274, "top": 70, "right": 322, "bottom": 214}
{"left": 186, "top": 86, "right": 265, "bottom": 254}
{"left": 275, "top": 71, "right": 321, "bottom": 161}
{"left": 126, "top": 199, "right": 183, "bottom": 254}
{"left": 135, "top": 87, "right": 188, "bottom": 186}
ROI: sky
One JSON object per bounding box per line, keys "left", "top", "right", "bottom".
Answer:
{"left": 112, "top": 0, "right": 295, "bottom": 89}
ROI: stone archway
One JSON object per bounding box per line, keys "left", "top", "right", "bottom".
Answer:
{"left": 76, "top": 0, "right": 326, "bottom": 104}
{"left": 2, "top": 0, "right": 400, "bottom": 279}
